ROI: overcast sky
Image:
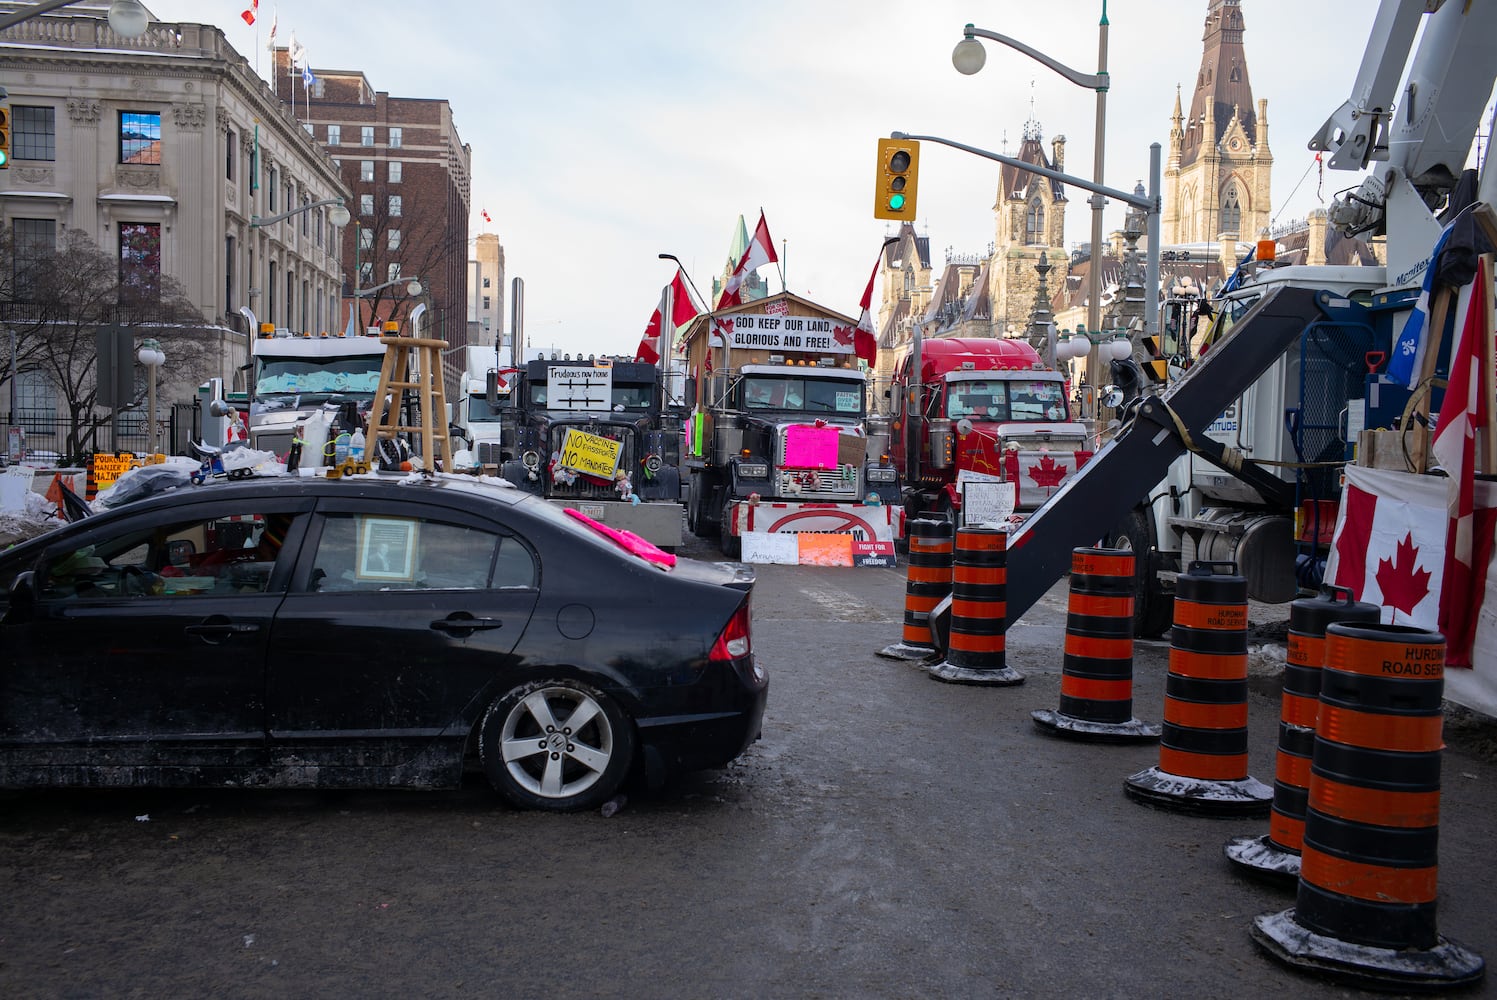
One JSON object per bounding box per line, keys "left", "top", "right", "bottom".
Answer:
{"left": 140, "top": 1, "right": 1492, "bottom": 357}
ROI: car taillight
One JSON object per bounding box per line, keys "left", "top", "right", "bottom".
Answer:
{"left": 709, "top": 600, "right": 752, "bottom": 662}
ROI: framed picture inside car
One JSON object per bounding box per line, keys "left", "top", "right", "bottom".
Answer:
{"left": 357, "top": 516, "right": 418, "bottom": 581}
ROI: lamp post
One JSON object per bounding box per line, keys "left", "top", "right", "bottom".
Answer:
{"left": 0, "top": 0, "right": 150, "bottom": 35}
{"left": 249, "top": 197, "right": 350, "bottom": 230}
{"left": 136, "top": 337, "right": 164, "bottom": 454}
{"left": 953, "top": 4, "right": 1110, "bottom": 383}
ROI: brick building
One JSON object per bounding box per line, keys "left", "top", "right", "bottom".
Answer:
{"left": 272, "top": 49, "right": 472, "bottom": 396}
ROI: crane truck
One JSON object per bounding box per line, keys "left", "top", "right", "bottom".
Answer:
{"left": 678, "top": 293, "right": 902, "bottom": 557}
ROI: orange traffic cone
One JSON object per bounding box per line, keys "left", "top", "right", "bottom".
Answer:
{"left": 878, "top": 518, "right": 953, "bottom": 661}
{"left": 928, "top": 526, "right": 1022, "bottom": 686}
{"left": 1124, "top": 561, "right": 1271, "bottom": 816}
{"left": 1252, "top": 623, "right": 1484, "bottom": 991}
{"left": 1033, "top": 547, "right": 1160, "bottom": 742}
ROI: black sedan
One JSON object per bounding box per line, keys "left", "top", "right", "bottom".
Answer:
{"left": 0, "top": 474, "right": 766, "bottom": 811}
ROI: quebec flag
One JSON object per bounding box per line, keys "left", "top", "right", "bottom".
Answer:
{"left": 1386, "top": 222, "right": 1456, "bottom": 388}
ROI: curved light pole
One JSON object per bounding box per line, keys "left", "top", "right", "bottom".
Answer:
{"left": 136, "top": 337, "right": 164, "bottom": 453}
{"left": 953, "top": 5, "right": 1110, "bottom": 389}
{"left": 250, "top": 197, "right": 350, "bottom": 230}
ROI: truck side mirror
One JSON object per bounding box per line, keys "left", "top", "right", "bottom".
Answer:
{"left": 486, "top": 371, "right": 502, "bottom": 405}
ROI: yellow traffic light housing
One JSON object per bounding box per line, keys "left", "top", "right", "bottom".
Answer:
{"left": 0, "top": 107, "right": 10, "bottom": 169}
{"left": 873, "top": 138, "right": 919, "bottom": 220}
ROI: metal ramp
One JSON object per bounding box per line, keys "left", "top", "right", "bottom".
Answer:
{"left": 997, "top": 284, "right": 1328, "bottom": 627}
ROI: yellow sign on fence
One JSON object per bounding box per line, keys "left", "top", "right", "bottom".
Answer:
{"left": 557, "top": 429, "right": 622, "bottom": 480}
{"left": 91, "top": 453, "right": 139, "bottom": 490}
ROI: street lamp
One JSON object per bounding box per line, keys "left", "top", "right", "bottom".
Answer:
{"left": 136, "top": 337, "right": 164, "bottom": 454}
{"left": 953, "top": 7, "right": 1110, "bottom": 381}
{"left": 0, "top": 0, "right": 150, "bottom": 36}
{"left": 250, "top": 196, "right": 350, "bottom": 229}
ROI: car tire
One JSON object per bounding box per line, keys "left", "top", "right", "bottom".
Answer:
{"left": 1112, "top": 506, "right": 1174, "bottom": 639}
{"left": 479, "top": 680, "right": 634, "bottom": 812}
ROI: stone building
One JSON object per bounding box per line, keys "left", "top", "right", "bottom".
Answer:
{"left": 271, "top": 48, "right": 472, "bottom": 398}
{"left": 986, "top": 122, "right": 1069, "bottom": 336}
{"left": 0, "top": 3, "right": 347, "bottom": 451}
{"left": 469, "top": 231, "right": 505, "bottom": 353}
{"left": 872, "top": 222, "right": 933, "bottom": 388}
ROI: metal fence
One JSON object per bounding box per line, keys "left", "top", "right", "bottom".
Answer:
{"left": 2, "top": 402, "right": 197, "bottom": 466}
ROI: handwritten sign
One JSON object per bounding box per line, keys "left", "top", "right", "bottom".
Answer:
{"left": 91, "top": 453, "right": 139, "bottom": 490}
{"left": 784, "top": 424, "right": 840, "bottom": 468}
{"left": 547, "top": 366, "right": 612, "bottom": 412}
{"left": 962, "top": 479, "right": 1016, "bottom": 526}
{"left": 557, "top": 428, "right": 622, "bottom": 479}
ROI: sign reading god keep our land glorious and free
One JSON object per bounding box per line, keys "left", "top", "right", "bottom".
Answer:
{"left": 722, "top": 313, "right": 853, "bottom": 354}
{"left": 557, "top": 428, "right": 623, "bottom": 479}
{"left": 547, "top": 366, "right": 613, "bottom": 412}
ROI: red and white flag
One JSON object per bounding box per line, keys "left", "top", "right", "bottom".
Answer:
{"left": 850, "top": 238, "right": 896, "bottom": 366}
{"left": 668, "top": 268, "right": 700, "bottom": 330}
{"left": 265, "top": 5, "right": 278, "bottom": 49}
{"left": 241, "top": 0, "right": 258, "bottom": 25}
{"left": 1429, "top": 255, "right": 1496, "bottom": 665}
{"left": 481, "top": 209, "right": 492, "bottom": 223}
{"left": 719, "top": 210, "right": 778, "bottom": 308}
{"left": 635, "top": 289, "right": 666, "bottom": 364}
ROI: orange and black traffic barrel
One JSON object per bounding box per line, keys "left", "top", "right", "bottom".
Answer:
{"left": 1124, "top": 561, "right": 1271, "bottom": 816}
{"left": 1226, "top": 586, "right": 1378, "bottom": 882}
{"left": 878, "top": 518, "right": 953, "bottom": 661}
{"left": 928, "top": 526, "right": 1022, "bottom": 686}
{"left": 1033, "top": 547, "right": 1160, "bottom": 742}
{"left": 1252, "top": 623, "right": 1484, "bottom": 991}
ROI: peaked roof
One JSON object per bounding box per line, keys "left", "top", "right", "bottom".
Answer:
{"left": 999, "top": 130, "right": 1066, "bottom": 203}
{"left": 1179, "top": 0, "right": 1258, "bottom": 168}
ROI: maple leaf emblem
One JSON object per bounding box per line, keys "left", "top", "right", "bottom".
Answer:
{"left": 832, "top": 324, "right": 855, "bottom": 347}
{"left": 1374, "top": 532, "right": 1432, "bottom": 616}
{"left": 1027, "top": 453, "right": 1068, "bottom": 488}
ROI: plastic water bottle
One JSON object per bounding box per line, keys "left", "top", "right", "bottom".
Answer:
{"left": 349, "top": 428, "right": 366, "bottom": 462}
{"left": 333, "top": 431, "right": 351, "bottom": 465}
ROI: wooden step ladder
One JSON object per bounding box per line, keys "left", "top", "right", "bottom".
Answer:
{"left": 369, "top": 334, "right": 450, "bottom": 471}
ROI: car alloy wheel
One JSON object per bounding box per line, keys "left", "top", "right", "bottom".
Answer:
{"left": 480, "top": 680, "right": 634, "bottom": 812}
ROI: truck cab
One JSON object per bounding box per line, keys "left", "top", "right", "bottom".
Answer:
{"left": 247, "top": 327, "right": 389, "bottom": 460}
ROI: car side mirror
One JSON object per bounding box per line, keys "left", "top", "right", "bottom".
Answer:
{"left": 4, "top": 570, "right": 38, "bottom": 624}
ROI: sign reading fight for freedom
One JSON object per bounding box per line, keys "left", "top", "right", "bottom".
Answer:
{"left": 557, "top": 428, "right": 623, "bottom": 480}
{"left": 719, "top": 313, "right": 853, "bottom": 354}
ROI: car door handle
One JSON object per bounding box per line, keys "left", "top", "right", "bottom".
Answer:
{"left": 184, "top": 619, "right": 261, "bottom": 642}
{"left": 430, "top": 615, "right": 503, "bottom": 633}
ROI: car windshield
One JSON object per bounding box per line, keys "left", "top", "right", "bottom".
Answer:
{"left": 255, "top": 356, "right": 384, "bottom": 398}
{"left": 742, "top": 377, "right": 863, "bottom": 415}
{"left": 947, "top": 379, "right": 1069, "bottom": 421}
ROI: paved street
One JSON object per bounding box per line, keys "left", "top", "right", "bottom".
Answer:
{"left": 2, "top": 545, "right": 1495, "bottom": 998}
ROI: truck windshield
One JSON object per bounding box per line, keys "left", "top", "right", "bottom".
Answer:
{"left": 611, "top": 385, "right": 653, "bottom": 410}
{"left": 743, "top": 377, "right": 863, "bottom": 415}
{"left": 947, "top": 379, "right": 1069, "bottom": 421}
{"left": 254, "top": 356, "right": 383, "bottom": 397}
{"left": 468, "top": 396, "right": 507, "bottom": 422}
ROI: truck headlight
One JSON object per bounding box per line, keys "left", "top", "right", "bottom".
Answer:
{"left": 867, "top": 467, "right": 897, "bottom": 482}
{"left": 644, "top": 453, "right": 663, "bottom": 473}
{"left": 522, "top": 450, "right": 541, "bottom": 469}
{"left": 737, "top": 462, "right": 770, "bottom": 479}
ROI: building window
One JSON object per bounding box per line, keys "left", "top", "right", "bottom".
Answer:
{"left": 389, "top": 127, "right": 402, "bottom": 149}
{"left": 388, "top": 161, "right": 402, "bottom": 183}
{"left": 388, "top": 195, "right": 402, "bottom": 217}
{"left": 302, "top": 122, "right": 314, "bottom": 137}
{"left": 225, "top": 234, "right": 235, "bottom": 311}
{"left": 16, "top": 370, "right": 57, "bottom": 427}
{"left": 119, "top": 222, "right": 162, "bottom": 301}
{"left": 1025, "top": 199, "right": 1045, "bottom": 245}
{"left": 359, "top": 229, "right": 374, "bottom": 251}
{"left": 482, "top": 277, "right": 491, "bottom": 288}
{"left": 269, "top": 168, "right": 278, "bottom": 211}
{"left": 225, "top": 128, "right": 235, "bottom": 181}
{"left": 301, "top": 196, "right": 311, "bottom": 236}
{"left": 360, "top": 160, "right": 374, "bottom": 182}
{"left": 387, "top": 263, "right": 402, "bottom": 283}
{"left": 12, "top": 218, "right": 56, "bottom": 299}
{"left": 316, "top": 209, "right": 324, "bottom": 246}
{"left": 1221, "top": 186, "right": 1242, "bottom": 233}
{"left": 387, "top": 229, "right": 401, "bottom": 251}
{"left": 361, "top": 126, "right": 374, "bottom": 146}
{"left": 359, "top": 262, "right": 373, "bottom": 284}
{"left": 13, "top": 106, "right": 56, "bottom": 161}
{"left": 360, "top": 194, "right": 374, "bottom": 215}
{"left": 327, "top": 124, "right": 341, "bottom": 145}
{"left": 119, "top": 111, "right": 161, "bottom": 165}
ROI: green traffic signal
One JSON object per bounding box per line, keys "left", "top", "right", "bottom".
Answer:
{"left": 0, "top": 150, "right": 9, "bottom": 168}
{"left": 887, "top": 193, "right": 906, "bottom": 211}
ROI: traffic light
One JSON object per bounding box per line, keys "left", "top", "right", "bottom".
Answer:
{"left": 0, "top": 106, "right": 10, "bottom": 169}
{"left": 873, "top": 137, "right": 919, "bottom": 220}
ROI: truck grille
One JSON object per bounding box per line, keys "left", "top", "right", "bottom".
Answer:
{"left": 548, "top": 424, "right": 634, "bottom": 498}
{"left": 778, "top": 466, "right": 860, "bottom": 501}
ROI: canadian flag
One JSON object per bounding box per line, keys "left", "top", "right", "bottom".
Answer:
{"left": 634, "top": 288, "right": 666, "bottom": 364}
{"left": 481, "top": 209, "right": 492, "bottom": 223}
{"left": 719, "top": 210, "right": 777, "bottom": 307}
{"left": 849, "top": 238, "right": 897, "bottom": 366}
{"left": 1325, "top": 464, "right": 1497, "bottom": 667}
{"left": 667, "top": 268, "right": 700, "bottom": 329}
{"left": 241, "top": 0, "right": 258, "bottom": 26}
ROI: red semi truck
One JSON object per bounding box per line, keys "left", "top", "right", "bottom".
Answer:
{"left": 888, "top": 337, "right": 1092, "bottom": 524}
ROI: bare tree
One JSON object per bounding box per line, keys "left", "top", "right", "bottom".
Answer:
{"left": 0, "top": 228, "right": 212, "bottom": 463}
{"left": 348, "top": 185, "right": 465, "bottom": 336}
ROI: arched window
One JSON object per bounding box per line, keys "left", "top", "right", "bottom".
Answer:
{"left": 1025, "top": 198, "right": 1045, "bottom": 245}
{"left": 1221, "top": 186, "right": 1242, "bottom": 234}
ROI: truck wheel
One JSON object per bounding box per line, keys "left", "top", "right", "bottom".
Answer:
{"left": 719, "top": 502, "right": 741, "bottom": 558}
{"left": 1112, "top": 507, "right": 1173, "bottom": 638}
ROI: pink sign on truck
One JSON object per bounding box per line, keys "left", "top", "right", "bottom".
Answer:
{"left": 783, "top": 424, "right": 840, "bottom": 468}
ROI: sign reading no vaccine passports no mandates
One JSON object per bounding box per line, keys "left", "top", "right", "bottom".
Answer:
{"left": 557, "top": 428, "right": 622, "bottom": 480}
